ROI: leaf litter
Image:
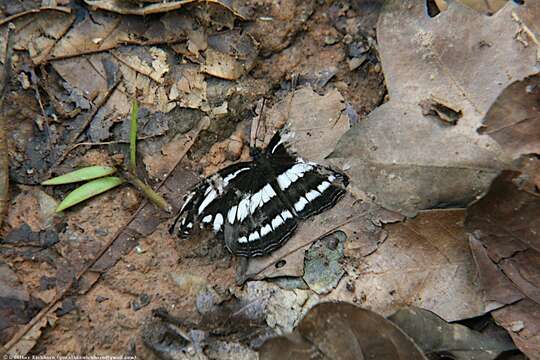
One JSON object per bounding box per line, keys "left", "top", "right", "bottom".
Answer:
{"left": 0, "top": 0, "right": 538, "bottom": 358}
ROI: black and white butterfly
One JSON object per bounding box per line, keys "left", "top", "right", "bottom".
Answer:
{"left": 170, "top": 129, "right": 348, "bottom": 257}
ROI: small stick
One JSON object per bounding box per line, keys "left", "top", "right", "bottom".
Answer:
{"left": 0, "top": 23, "right": 15, "bottom": 228}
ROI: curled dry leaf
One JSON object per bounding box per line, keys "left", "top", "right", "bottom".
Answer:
{"left": 330, "top": 0, "right": 538, "bottom": 216}
{"left": 259, "top": 302, "right": 427, "bottom": 360}
{"left": 465, "top": 171, "right": 540, "bottom": 303}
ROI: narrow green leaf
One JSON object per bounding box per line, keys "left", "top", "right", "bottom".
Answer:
{"left": 129, "top": 99, "right": 139, "bottom": 173}
{"left": 56, "top": 176, "right": 124, "bottom": 212}
{"left": 42, "top": 166, "right": 116, "bottom": 185}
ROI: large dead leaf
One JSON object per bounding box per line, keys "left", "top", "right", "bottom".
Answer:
{"left": 327, "top": 209, "right": 496, "bottom": 321}
{"left": 259, "top": 302, "right": 427, "bottom": 360}
{"left": 330, "top": 0, "right": 538, "bottom": 216}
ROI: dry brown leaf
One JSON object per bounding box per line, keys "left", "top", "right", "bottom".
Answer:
{"left": 492, "top": 299, "right": 540, "bottom": 360}
{"left": 260, "top": 302, "right": 427, "bottom": 360}
{"left": 330, "top": 0, "right": 538, "bottom": 216}
{"left": 202, "top": 29, "right": 258, "bottom": 80}
{"left": 327, "top": 209, "right": 495, "bottom": 321}
{"left": 389, "top": 307, "right": 516, "bottom": 359}
{"left": 84, "top": 0, "right": 250, "bottom": 19}
{"left": 465, "top": 171, "right": 540, "bottom": 357}
{"left": 49, "top": 12, "right": 194, "bottom": 61}
{"left": 465, "top": 172, "right": 540, "bottom": 296}
{"left": 480, "top": 73, "right": 540, "bottom": 160}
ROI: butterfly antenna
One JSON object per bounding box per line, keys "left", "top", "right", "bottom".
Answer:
{"left": 285, "top": 74, "right": 299, "bottom": 125}
{"left": 250, "top": 97, "right": 266, "bottom": 148}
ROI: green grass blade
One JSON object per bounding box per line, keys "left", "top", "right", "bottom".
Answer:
{"left": 129, "top": 99, "right": 139, "bottom": 173}
{"left": 42, "top": 166, "right": 116, "bottom": 185}
{"left": 56, "top": 176, "right": 124, "bottom": 212}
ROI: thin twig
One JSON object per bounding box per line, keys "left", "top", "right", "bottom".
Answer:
{"left": 0, "top": 23, "right": 15, "bottom": 228}
{"left": 1, "top": 120, "right": 205, "bottom": 355}
{"left": 0, "top": 7, "right": 71, "bottom": 27}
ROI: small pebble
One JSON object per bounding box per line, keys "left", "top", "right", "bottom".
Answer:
{"left": 96, "top": 295, "right": 109, "bottom": 303}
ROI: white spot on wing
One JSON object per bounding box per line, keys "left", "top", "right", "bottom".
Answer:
{"left": 260, "top": 224, "right": 272, "bottom": 237}
{"left": 277, "top": 173, "right": 292, "bottom": 190}
{"left": 202, "top": 215, "right": 212, "bottom": 223}
{"left": 328, "top": 175, "right": 336, "bottom": 182}
{"left": 281, "top": 210, "right": 293, "bottom": 220}
{"left": 238, "top": 236, "right": 248, "bottom": 244}
{"left": 198, "top": 189, "right": 217, "bottom": 214}
{"left": 186, "top": 222, "right": 193, "bottom": 229}
{"left": 250, "top": 191, "right": 263, "bottom": 213}
{"left": 213, "top": 213, "right": 223, "bottom": 232}
{"left": 294, "top": 197, "right": 309, "bottom": 212}
{"left": 222, "top": 168, "right": 250, "bottom": 187}
{"left": 261, "top": 184, "right": 276, "bottom": 204}
{"left": 317, "top": 181, "right": 331, "bottom": 193}
{"left": 248, "top": 231, "right": 260, "bottom": 242}
{"left": 277, "top": 163, "right": 313, "bottom": 190}
{"left": 305, "top": 189, "right": 321, "bottom": 202}
{"left": 237, "top": 196, "right": 250, "bottom": 222}
{"left": 271, "top": 215, "right": 283, "bottom": 230}
{"left": 227, "top": 206, "right": 237, "bottom": 224}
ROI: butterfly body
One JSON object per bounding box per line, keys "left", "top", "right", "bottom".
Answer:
{"left": 171, "top": 130, "right": 348, "bottom": 257}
